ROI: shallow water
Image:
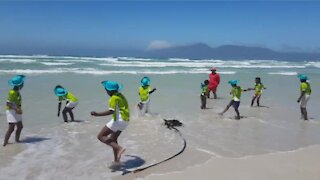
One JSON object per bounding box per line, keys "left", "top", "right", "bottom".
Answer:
{"left": 0, "top": 56, "right": 320, "bottom": 179}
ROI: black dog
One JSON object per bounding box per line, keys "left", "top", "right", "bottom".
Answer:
{"left": 163, "top": 119, "right": 183, "bottom": 129}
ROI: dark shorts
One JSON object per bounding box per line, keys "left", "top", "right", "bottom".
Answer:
{"left": 228, "top": 100, "right": 240, "bottom": 109}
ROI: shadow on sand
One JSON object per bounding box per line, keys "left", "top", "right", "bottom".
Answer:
{"left": 20, "top": 136, "right": 51, "bottom": 144}
{"left": 109, "top": 155, "right": 146, "bottom": 175}
{"left": 253, "top": 105, "right": 270, "bottom": 108}
{"left": 70, "top": 119, "right": 85, "bottom": 123}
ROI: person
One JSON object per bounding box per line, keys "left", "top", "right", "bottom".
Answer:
{"left": 137, "top": 77, "right": 156, "bottom": 114}
{"left": 3, "top": 75, "right": 26, "bottom": 146}
{"left": 54, "top": 85, "right": 78, "bottom": 122}
{"left": 297, "top": 74, "right": 311, "bottom": 120}
{"left": 248, "top": 77, "right": 266, "bottom": 107}
{"left": 200, "top": 80, "right": 209, "bottom": 109}
{"left": 91, "top": 81, "right": 129, "bottom": 163}
{"left": 219, "top": 80, "right": 247, "bottom": 120}
{"left": 208, "top": 67, "right": 220, "bottom": 99}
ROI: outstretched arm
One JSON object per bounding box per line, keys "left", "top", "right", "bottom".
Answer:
{"left": 91, "top": 110, "right": 114, "bottom": 117}
{"left": 149, "top": 88, "right": 157, "bottom": 94}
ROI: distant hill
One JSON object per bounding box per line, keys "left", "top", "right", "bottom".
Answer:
{"left": 1, "top": 43, "right": 320, "bottom": 60}
{"left": 146, "top": 43, "right": 320, "bottom": 61}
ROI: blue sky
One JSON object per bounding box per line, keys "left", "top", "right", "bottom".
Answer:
{"left": 0, "top": 1, "right": 320, "bottom": 53}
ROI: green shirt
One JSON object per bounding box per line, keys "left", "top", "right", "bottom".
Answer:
{"left": 139, "top": 86, "right": 151, "bottom": 102}
{"left": 109, "top": 93, "right": 130, "bottom": 122}
{"left": 300, "top": 82, "right": 311, "bottom": 95}
{"left": 58, "top": 92, "right": 78, "bottom": 102}
{"left": 6, "top": 90, "right": 21, "bottom": 110}
{"left": 231, "top": 86, "right": 242, "bottom": 101}
{"left": 255, "top": 83, "right": 265, "bottom": 95}
{"left": 201, "top": 84, "right": 208, "bottom": 94}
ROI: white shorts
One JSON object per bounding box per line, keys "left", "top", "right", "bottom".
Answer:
{"left": 66, "top": 101, "right": 78, "bottom": 108}
{"left": 6, "top": 110, "right": 22, "bottom": 123}
{"left": 139, "top": 99, "right": 150, "bottom": 112}
{"left": 300, "top": 95, "right": 310, "bottom": 108}
{"left": 106, "top": 117, "right": 129, "bottom": 132}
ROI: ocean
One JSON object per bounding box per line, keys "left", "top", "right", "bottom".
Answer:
{"left": 0, "top": 55, "right": 320, "bottom": 179}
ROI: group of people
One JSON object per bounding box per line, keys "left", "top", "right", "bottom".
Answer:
{"left": 2, "top": 75, "right": 156, "bottom": 164}
{"left": 1, "top": 69, "right": 312, "bottom": 163}
{"left": 201, "top": 67, "right": 312, "bottom": 120}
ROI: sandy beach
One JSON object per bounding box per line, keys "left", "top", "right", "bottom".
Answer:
{"left": 1, "top": 56, "right": 320, "bottom": 180}
{"left": 117, "top": 145, "right": 320, "bottom": 180}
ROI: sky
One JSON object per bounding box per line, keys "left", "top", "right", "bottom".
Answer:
{"left": 0, "top": 1, "right": 320, "bottom": 54}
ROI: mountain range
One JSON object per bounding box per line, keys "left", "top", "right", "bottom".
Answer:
{"left": 1, "top": 43, "right": 320, "bottom": 61}
{"left": 146, "top": 43, "right": 320, "bottom": 61}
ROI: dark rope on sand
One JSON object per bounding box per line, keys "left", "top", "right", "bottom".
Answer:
{"left": 126, "top": 119, "right": 186, "bottom": 174}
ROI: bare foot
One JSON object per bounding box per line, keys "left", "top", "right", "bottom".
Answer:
{"left": 3, "top": 142, "right": 7, "bottom": 147}
{"left": 116, "top": 148, "right": 126, "bottom": 162}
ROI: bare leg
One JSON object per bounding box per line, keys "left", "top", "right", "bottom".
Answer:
{"left": 110, "top": 131, "right": 122, "bottom": 162}
{"left": 137, "top": 103, "right": 143, "bottom": 110}
{"left": 145, "top": 104, "right": 148, "bottom": 114}
{"left": 97, "top": 126, "right": 125, "bottom": 162}
{"left": 256, "top": 95, "right": 261, "bottom": 107}
{"left": 302, "top": 108, "right": 308, "bottom": 120}
{"left": 251, "top": 95, "right": 257, "bottom": 107}
{"left": 300, "top": 107, "right": 304, "bottom": 119}
{"left": 219, "top": 101, "right": 232, "bottom": 115}
{"left": 15, "top": 121, "right": 23, "bottom": 142}
{"left": 200, "top": 95, "right": 206, "bottom": 109}
{"left": 62, "top": 108, "right": 68, "bottom": 122}
{"left": 213, "top": 92, "right": 217, "bottom": 99}
{"left": 235, "top": 108, "right": 240, "bottom": 120}
{"left": 67, "top": 108, "right": 75, "bottom": 122}
{"left": 3, "top": 123, "right": 15, "bottom": 146}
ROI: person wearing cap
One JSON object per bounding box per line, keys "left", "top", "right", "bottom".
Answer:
{"left": 90, "top": 81, "right": 129, "bottom": 163}
{"left": 297, "top": 74, "right": 311, "bottom": 120}
{"left": 54, "top": 85, "right": 78, "bottom": 122}
{"left": 219, "top": 80, "right": 247, "bottom": 120}
{"left": 138, "top": 77, "right": 156, "bottom": 114}
{"left": 3, "top": 75, "right": 26, "bottom": 146}
{"left": 208, "top": 67, "right": 220, "bottom": 99}
{"left": 247, "top": 77, "right": 267, "bottom": 107}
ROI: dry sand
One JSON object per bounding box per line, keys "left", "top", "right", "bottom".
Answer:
{"left": 115, "top": 145, "right": 320, "bottom": 180}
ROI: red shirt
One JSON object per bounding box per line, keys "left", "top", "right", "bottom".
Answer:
{"left": 209, "top": 73, "right": 220, "bottom": 88}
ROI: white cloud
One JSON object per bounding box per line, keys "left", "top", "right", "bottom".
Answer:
{"left": 147, "top": 40, "right": 173, "bottom": 50}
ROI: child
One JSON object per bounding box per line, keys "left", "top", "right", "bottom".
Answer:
{"left": 200, "top": 80, "right": 209, "bottom": 109}
{"left": 138, "top": 77, "right": 156, "bottom": 114}
{"left": 297, "top": 74, "right": 311, "bottom": 120}
{"left": 248, "top": 77, "right": 266, "bottom": 107}
{"left": 219, "top": 80, "right": 247, "bottom": 120}
{"left": 3, "top": 75, "right": 26, "bottom": 146}
{"left": 54, "top": 85, "right": 79, "bottom": 122}
{"left": 91, "top": 81, "right": 129, "bottom": 163}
